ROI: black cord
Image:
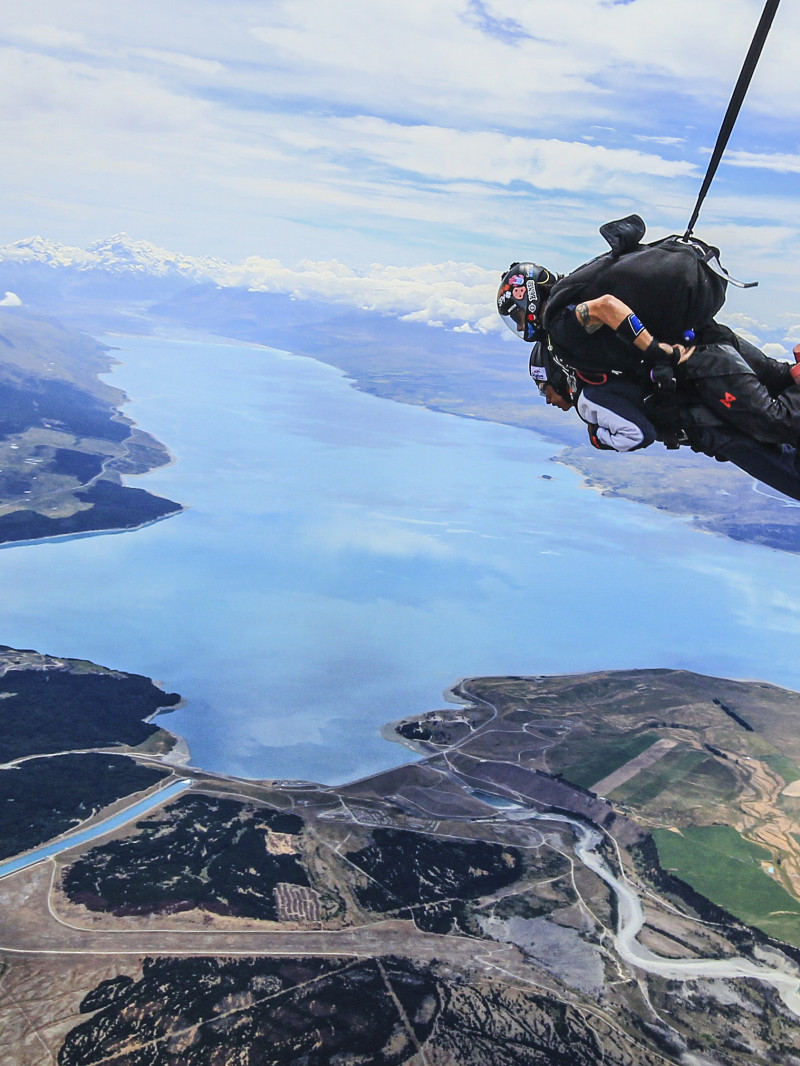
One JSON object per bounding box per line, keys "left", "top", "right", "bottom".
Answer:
{"left": 684, "top": 0, "right": 781, "bottom": 238}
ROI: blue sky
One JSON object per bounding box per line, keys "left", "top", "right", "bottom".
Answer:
{"left": 1, "top": 0, "right": 798, "bottom": 335}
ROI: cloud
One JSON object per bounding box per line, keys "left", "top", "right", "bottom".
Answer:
{"left": 320, "top": 118, "right": 698, "bottom": 191}
{"left": 247, "top": 0, "right": 800, "bottom": 126}
{"left": 0, "top": 0, "right": 796, "bottom": 319}
{"left": 10, "top": 23, "right": 87, "bottom": 49}
{"left": 724, "top": 311, "right": 769, "bottom": 334}
{"left": 0, "top": 47, "right": 214, "bottom": 141}
{"left": 0, "top": 291, "right": 22, "bottom": 306}
{"left": 634, "top": 135, "right": 687, "bottom": 147}
{"left": 219, "top": 255, "right": 503, "bottom": 334}
{"left": 7, "top": 218, "right": 797, "bottom": 340}
{"left": 761, "top": 342, "right": 789, "bottom": 360}
{"left": 130, "top": 48, "right": 224, "bottom": 76}
{"left": 459, "top": 0, "right": 529, "bottom": 42}
{"left": 725, "top": 150, "right": 800, "bottom": 174}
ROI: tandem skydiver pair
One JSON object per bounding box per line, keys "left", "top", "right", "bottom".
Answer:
{"left": 497, "top": 216, "right": 800, "bottom": 502}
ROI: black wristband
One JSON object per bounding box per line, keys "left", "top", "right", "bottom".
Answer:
{"left": 615, "top": 313, "right": 646, "bottom": 345}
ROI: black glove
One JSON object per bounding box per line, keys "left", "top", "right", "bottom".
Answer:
{"left": 649, "top": 364, "right": 677, "bottom": 394}
{"left": 641, "top": 339, "right": 679, "bottom": 393}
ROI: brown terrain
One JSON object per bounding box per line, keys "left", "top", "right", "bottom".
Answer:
{"left": 4, "top": 657, "right": 800, "bottom": 1062}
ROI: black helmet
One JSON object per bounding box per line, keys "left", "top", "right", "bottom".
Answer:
{"left": 497, "top": 262, "right": 558, "bottom": 343}
{"left": 529, "top": 339, "right": 576, "bottom": 404}
{"left": 528, "top": 340, "right": 549, "bottom": 385}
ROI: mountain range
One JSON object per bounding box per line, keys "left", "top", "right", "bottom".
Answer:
{"left": 0, "top": 233, "right": 227, "bottom": 282}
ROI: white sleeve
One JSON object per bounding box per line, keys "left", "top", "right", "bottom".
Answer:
{"left": 576, "top": 391, "right": 650, "bottom": 452}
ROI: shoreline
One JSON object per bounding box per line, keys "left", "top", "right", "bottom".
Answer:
{"left": 0, "top": 503, "right": 184, "bottom": 552}
{"left": 86, "top": 324, "right": 800, "bottom": 559}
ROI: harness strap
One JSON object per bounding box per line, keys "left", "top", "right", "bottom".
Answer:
{"left": 576, "top": 370, "right": 608, "bottom": 386}
{"left": 545, "top": 336, "right": 579, "bottom": 400}
{"left": 684, "top": 0, "right": 781, "bottom": 238}
{"left": 702, "top": 250, "right": 758, "bottom": 289}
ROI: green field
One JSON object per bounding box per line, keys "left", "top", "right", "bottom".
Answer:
{"left": 653, "top": 824, "right": 800, "bottom": 946}
{"left": 611, "top": 748, "right": 740, "bottom": 817}
{"left": 612, "top": 749, "right": 707, "bottom": 806}
{"left": 764, "top": 753, "right": 800, "bottom": 786}
{"left": 556, "top": 732, "right": 660, "bottom": 790}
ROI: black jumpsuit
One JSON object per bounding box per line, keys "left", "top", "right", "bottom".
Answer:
{"left": 546, "top": 307, "right": 800, "bottom": 447}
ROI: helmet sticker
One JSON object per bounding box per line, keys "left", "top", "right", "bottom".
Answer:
{"left": 498, "top": 263, "right": 554, "bottom": 342}
{"left": 497, "top": 288, "right": 517, "bottom": 315}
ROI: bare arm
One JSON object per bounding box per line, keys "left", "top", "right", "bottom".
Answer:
{"left": 574, "top": 295, "right": 692, "bottom": 362}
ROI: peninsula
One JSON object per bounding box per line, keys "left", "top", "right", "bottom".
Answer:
{"left": 0, "top": 309, "right": 181, "bottom": 545}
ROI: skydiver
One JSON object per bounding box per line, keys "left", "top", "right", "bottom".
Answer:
{"left": 497, "top": 261, "right": 800, "bottom": 451}
{"left": 530, "top": 344, "right": 800, "bottom": 504}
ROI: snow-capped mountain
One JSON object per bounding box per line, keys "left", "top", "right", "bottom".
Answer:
{"left": 0, "top": 233, "right": 229, "bottom": 283}
{"left": 0, "top": 233, "right": 500, "bottom": 336}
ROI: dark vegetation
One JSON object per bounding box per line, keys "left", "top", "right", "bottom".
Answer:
{"left": 60, "top": 952, "right": 672, "bottom": 1066}
{"left": 61, "top": 955, "right": 440, "bottom": 1066}
{"left": 109, "top": 428, "right": 174, "bottom": 475}
{"left": 0, "top": 478, "right": 181, "bottom": 544}
{"left": 345, "top": 827, "right": 522, "bottom": 932}
{"left": 724, "top": 520, "right": 800, "bottom": 554}
{"left": 63, "top": 795, "right": 309, "bottom": 918}
{"left": 0, "top": 376, "right": 129, "bottom": 442}
{"left": 490, "top": 892, "right": 559, "bottom": 920}
{"left": 79, "top": 975, "right": 135, "bottom": 1014}
{"left": 0, "top": 309, "right": 182, "bottom": 545}
{"left": 396, "top": 718, "right": 470, "bottom": 746}
{"left": 0, "top": 661, "right": 181, "bottom": 761}
{"left": 396, "top": 720, "right": 434, "bottom": 742}
{"left": 0, "top": 754, "right": 168, "bottom": 860}
{"left": 49, "top": 448, "right": 105, "bottom": 481}
{"left": 712, "top": 697, "right": 754, "bottom": 732}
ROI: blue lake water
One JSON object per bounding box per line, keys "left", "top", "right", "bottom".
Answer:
{"left": 1, "top": 334, "right": 799, "bottom": 784}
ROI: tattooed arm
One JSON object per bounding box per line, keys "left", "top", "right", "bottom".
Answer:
{"left": 574, "top": 295, "right": 690, "bottom": 360}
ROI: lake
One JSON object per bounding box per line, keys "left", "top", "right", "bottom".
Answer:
{"left": 1, "top": 333, "right": 799, "bottom": 784}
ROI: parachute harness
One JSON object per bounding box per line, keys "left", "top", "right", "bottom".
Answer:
{"left": 544, "top": 337, "right": 579, "bottom": 401}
